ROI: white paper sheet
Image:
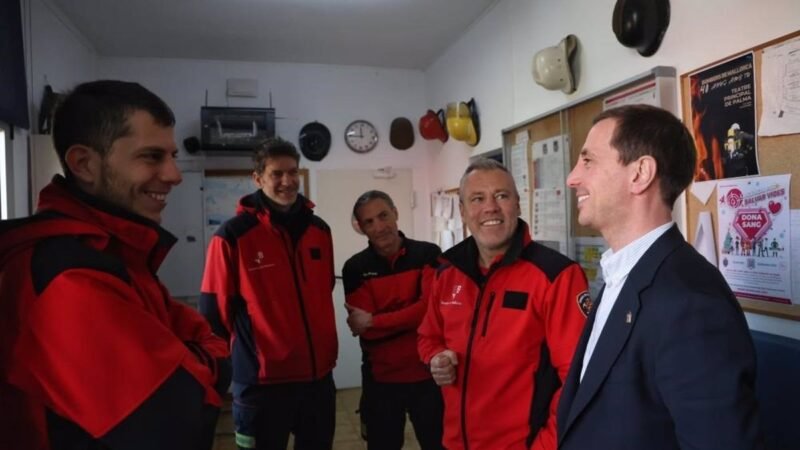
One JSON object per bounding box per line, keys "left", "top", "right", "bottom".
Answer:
{"left": 515, "top": 130, "right": 530, "bottom": 145}
{"left": 511, "top": 142, "right": 531, "bottom": 224}
{"left": 694, "top": 211, "right": 718, "bottom": 266}
{"left": 690, "top": 180, "right": 717, "bottom": 205}
{"left": 716, "top": 174, "right": 792, "bottom": 304}
{"left": 602, "top": 80, "right": 658, "bottom": 111}
{"left": 531, "top": 137, "right": 566, "bottom": 189}
{"left": 790, "top": 210, "right": 800, "bottom": 304}
{"left": 759, "top": 36, "right": 800, "bottom": 137}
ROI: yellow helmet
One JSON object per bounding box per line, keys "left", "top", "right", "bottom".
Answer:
{"left": 446, "top": 98, "right": 480, "bottom": 146}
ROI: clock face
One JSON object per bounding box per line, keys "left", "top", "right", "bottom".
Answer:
{"left": 345, "top": 120, "right": 379, "bottom": 153}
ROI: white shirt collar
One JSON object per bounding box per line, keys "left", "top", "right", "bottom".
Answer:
{"left": 600, "top": 222, "right": 674, "bottom": 286}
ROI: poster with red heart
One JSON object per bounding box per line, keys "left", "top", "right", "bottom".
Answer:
{"left": 717, "top": 174, "right": 792, "bottom": 304}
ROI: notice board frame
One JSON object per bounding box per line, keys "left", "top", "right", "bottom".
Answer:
{"left": 681, "top": 30, "right": 800, "bottom": 320}
{"left": 501, "top": 66, "right": 679, "bottom": 260}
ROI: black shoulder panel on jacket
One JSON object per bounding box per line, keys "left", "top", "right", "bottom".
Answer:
{"left": 215, "top": 214, "right": 260, "bottom": 246}
{"left": 0, "top": 211, "right": 64, "bottom": 234}
{"left": 310, "top": 215, "right": 331, "bottom": 233}
{"left": 44, "top": 367, "right": 219, "bottom": 450}
{"left": 341, "top": 256, "right": 365, "bottom": 295}
{"left": 435, "top": 260, "right": 452, "bottom": 277}
{"left": 520, "top": 242, "right": 575, "bottom": 283}
{"left": 31, "top": 236, "right": 130, "bottom": 296}
{"left": 411, "top": 239, "right": 442, "bottom": 259}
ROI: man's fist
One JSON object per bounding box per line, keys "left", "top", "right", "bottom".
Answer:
{"left": 345, "top": 303, "right": 373, "bottom": 336}
{"left": 430, "top": 349, "right": 458, "bottom": 386}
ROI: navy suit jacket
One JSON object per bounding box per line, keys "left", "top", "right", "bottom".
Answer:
{"left": 557, "top": 226, "right": 762, "bottom": 449}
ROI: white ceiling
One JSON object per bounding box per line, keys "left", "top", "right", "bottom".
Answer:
{"left": 49, "top": 0, "right": 498, "bottom": 70}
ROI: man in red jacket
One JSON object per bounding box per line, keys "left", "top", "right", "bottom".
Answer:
{"left": 200, "top": 137, "right": 337, "bottom": 450}
{"left": 0, "top": 80, "right": 230, "bottom": 450}
{"left": 418, "top": 158, "right": 589, "bottom": 450}
{"left": 343, "top": 190, "right": 444, "bottom": 450}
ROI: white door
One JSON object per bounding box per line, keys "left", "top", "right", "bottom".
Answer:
{"left": 159, "top": 170, "right": 205, "bottom": 299}
{"left": 315, "top": 168, "right": 414, "bottom": 389}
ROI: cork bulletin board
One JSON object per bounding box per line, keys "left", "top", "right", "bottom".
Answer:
{"left": 682, "top": 30, "right": 800, "bottom": 320}
{"left": 502, "top": 66, "right": 679, "bottom": 254}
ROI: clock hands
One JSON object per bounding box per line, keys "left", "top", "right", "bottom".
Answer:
{"left": 345, "top": 120, "right": 377, "bottom": 153}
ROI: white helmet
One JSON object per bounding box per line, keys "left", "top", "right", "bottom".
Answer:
{"left": 532, "top": 35, "right": 578, "bottom": 94}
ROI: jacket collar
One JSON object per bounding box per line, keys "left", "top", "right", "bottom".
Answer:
{"left": 442, "top": 219, "right": 531, "bottom": 283}
{"left": 237, "top": 189, "right": 315, "bottom": 227}
{"left": 366, "top": 231, "right": 408, "bottom": 266}
{"left": 34, "top": 175, "right": 177, "bottom": 271}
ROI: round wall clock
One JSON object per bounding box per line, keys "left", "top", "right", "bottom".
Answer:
{"left": 344, "top": 119, "right": 379, "bottom": 153}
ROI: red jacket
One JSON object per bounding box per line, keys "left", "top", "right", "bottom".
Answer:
{"left": 343, "top": 235, "right": 440, "bottom": 382}
{"left": 418, "top": 221, "right": 588, "bottom": 450}
{"left": 200, "top": 191, "right": 337, "bottom": 385}
{"left": 0, "top": 177, "right": 229, "bottom": 450}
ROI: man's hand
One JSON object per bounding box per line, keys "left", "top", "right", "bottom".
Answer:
{"left": 430, "top": 349, "right": 458, "bottom": 386}
{"left": 345, "top": 303, "right": 373, "bottom": 336}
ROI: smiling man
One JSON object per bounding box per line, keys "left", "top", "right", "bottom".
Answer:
{"left": 200, "top": 137, "right": 337, "bottom": 450}
{"left": 557, "top": 104, "right": 761, "bottom": 450}
{"left": 0, "top": 80, "right": 230, "bottom": 450}
{"left": 343, "top": 190, "right": 444, "bottom": 450}
{"left": 417, "top": 158, "right": 589, "bottom": 450}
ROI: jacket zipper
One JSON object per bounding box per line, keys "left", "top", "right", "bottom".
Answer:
{"left": 297, "top": 246, "right": 308, "bottom": 282}
{"left": 480, "top": 292, "right": 496, "bottom": 337}
{"left": 460, "top": 282, "right": 487, "bottom": 450}
{"left": 281, "top": 231, "right": 317, "bottom": 379}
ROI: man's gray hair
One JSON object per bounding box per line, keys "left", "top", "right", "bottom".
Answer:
{"left": 458, "top": 158, "right": 518, "bottom": 200}
{"left": 352, "top": 190, "right": 397, "bottom": 222}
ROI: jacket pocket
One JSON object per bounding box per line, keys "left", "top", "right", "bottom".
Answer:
{"left": 502, "top": 290, "right": 528, "bottom": 310}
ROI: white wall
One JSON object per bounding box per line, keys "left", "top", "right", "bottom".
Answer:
{"left": 25, "top": 0, "right": 97, "bottom": 126}
{"left": 24, "top": 0, "right": 800, "bottom": 337}
{"left": 17, "top": 0, "right": 96, "bottom": 217}
{"left": 425, "top": 0, "right": 800, "bottom": 336}
{"left": 425, "top": 0, "right": 515, "bottom": 190}
{"left": 97, "top": 57, "right": 435, "bottom": 241}
{"left": 96, "top": 57, "right": 440, "bottom": 388}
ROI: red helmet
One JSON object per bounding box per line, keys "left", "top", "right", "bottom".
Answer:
{"left": 419, "top": 109, "right": 448, "bottom": 143}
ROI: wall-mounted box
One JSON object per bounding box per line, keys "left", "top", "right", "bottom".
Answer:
{"left": 200, "top": 106, "right": 275, "bottom": 152}
{"left": 226, "top": 78, "right": 259, "bottom": 98}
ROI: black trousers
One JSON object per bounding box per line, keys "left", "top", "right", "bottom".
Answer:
{"left": 362, "top": 378, "right": 444, "bottom": 450}
{"left": 231, "top": 373, "right": 336, "bottom": 450}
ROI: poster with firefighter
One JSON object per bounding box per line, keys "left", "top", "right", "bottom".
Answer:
{"left": 690, "top": 52, "right": 758, "bottom": 181}
{"left": 717, "top": 174, "right": 791, "bottom": 304}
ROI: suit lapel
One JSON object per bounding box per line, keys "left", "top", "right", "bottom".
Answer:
{"left": 558, "top": 226, "right": 685, "bottom": 442}
{"left": 562, "top": 281, "right": 642, "bottom": 434}
{"left": 557, "top": 284, "right": 604, "bottom": 442}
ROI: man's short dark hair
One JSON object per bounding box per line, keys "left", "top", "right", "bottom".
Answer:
{"left": 458, "top": 157, "right": 518, "bottom": 200}
{"left": 52, "top": 80, "right": 175, "bottom": 177}
{"left": 352, "top": 190, "right": 397, "bottom": 222}
{"left": 593, "top": 104, "right": 696, "bottom": 208}
{"left": 252, "top": 137, "right": 301, "bottom": 174}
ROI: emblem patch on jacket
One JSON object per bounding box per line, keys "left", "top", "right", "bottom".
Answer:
{"left": 577, "top": 291, "right": 592, "bottom": 317}
{"left": 440, "top": 284, "right": 463, "bottom": 306}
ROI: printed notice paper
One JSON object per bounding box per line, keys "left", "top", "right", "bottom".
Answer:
{"left": 717, "top": 174, "right": 791, "bottom": 304}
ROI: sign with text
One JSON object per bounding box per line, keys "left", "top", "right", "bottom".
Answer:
{"left": 717, "top": 174, "right": 792, "bottom": 304}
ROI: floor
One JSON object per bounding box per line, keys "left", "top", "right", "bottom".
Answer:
{"left": 213, "top": 387, "right": 421, "bottom": 450}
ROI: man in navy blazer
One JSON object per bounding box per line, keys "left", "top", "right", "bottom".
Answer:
{"left": 557, "top": 104, "right": 762, "bottom": 449}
